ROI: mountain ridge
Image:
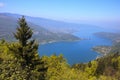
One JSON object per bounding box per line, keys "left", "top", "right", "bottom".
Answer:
{"left": 0, "top": 13, "right": 80, "bottom": 43}
{"left": 0, "top": 12, "right": 103, "bottom": 33}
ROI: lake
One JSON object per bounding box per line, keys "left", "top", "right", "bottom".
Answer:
{"left": 38, "top": 27, "right": 113, "bottom": 65}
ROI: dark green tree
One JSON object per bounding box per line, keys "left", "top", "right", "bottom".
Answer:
{"left": 9, "top": 16, "right": 47, "bottom": 80}
{"left": 14, "top": 16, "right": 32, "bottom": 46}
{"left": 13, "top": 16, "right": 38, "bottom": 65}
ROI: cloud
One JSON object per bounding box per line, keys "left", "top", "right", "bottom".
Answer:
{"left": 0, "top": 2, "right": 5, "bottom": 7}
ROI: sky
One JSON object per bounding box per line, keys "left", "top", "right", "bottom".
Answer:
{"left": 0, "top": 0, "right": 120, "bottom": 22}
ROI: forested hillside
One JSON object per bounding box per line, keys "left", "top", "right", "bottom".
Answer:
{"left": 0, "top": 17, "right": 120, "bottom": 80}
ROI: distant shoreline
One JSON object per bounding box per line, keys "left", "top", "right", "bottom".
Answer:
{"left": 92, "top": 46, "right": 111, "bottom": 56}
{"left": 39, "top": 37, "right": 96, "bottom": 45}
{"left": 39, "top": 39, "right": 81, "bottom": 45}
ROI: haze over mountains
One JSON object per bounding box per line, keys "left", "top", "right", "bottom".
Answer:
{"left": 0, "top": 13, "right": 81, "bottom": 43}
{"left": 0, "top": 13, "right": 102, "bottom": 43}
{"left": 0, "top": 13, "right": 79, "bottom": 33}
{"left": 0, "top": 13, "right": 119, "bottom": 43}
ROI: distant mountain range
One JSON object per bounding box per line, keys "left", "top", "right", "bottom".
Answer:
{"left": 0, "top": 13, "right": 106, "bottom": 43}
{"left": 94, "top": 32, "right": 120, "bottom": 43}
{"left": 0, "top": 13, "right": 81, "bottom": 43}
{"left": 0, "top": 13, "right": 78, "bottom": 33}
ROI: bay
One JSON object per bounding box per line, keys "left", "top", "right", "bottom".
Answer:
{"left": 38, "top": 28, "right": 113, "bottom": 65}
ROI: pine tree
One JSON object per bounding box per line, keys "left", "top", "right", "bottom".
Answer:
{"left": 9, "top": 16, "right": 47, "bottom": 80}
{"left": 8, "top": 16, "right": 48, "bottom": 80}
{"left": 14, "top": 16, "right": 32, "bottom": 46}
{"left": 13, "top": 16, "right": 38, "bottom": 65}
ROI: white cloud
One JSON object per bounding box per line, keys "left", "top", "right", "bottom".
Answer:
{"left": 0, "top": 2, "right": 5, "bottom": 7}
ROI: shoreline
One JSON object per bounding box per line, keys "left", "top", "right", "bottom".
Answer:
{"left": 39, "top": 39, "right": 81, "bottom": 45}
{"left": 92, "top": 46, "right": 111, "bottom": 56}
{"left": 39, "top": 37, "right": 93, "bottom": 45}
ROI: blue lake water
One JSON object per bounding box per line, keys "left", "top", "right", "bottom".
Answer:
{"left": 38, "top": 27, "right": 113, "bottom": 65}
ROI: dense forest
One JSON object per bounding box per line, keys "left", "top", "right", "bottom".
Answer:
{"left": 0, "top": 17, "right": 120, "bottom": 80}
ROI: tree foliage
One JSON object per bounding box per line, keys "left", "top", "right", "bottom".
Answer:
{"left": 0, "top": 16, "right": 47, "bottom": 80}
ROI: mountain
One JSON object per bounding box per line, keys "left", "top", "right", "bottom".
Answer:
{"left": 0, "top": 13, "right": 80, "bottom": 43}
{"left": 93, "top": 32, "right": 120, "bottom": 55}
{"left": 0, "top": 13, "right": 77, "bottom": 33}
{"left": 0, "top": 13, "right": 107, "bottom": 43}
{"left": 0, "top": 13, "right": 103, "bottom": 33}
{"left": 94, "top": 32, "right": 120, "bottom": 43}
